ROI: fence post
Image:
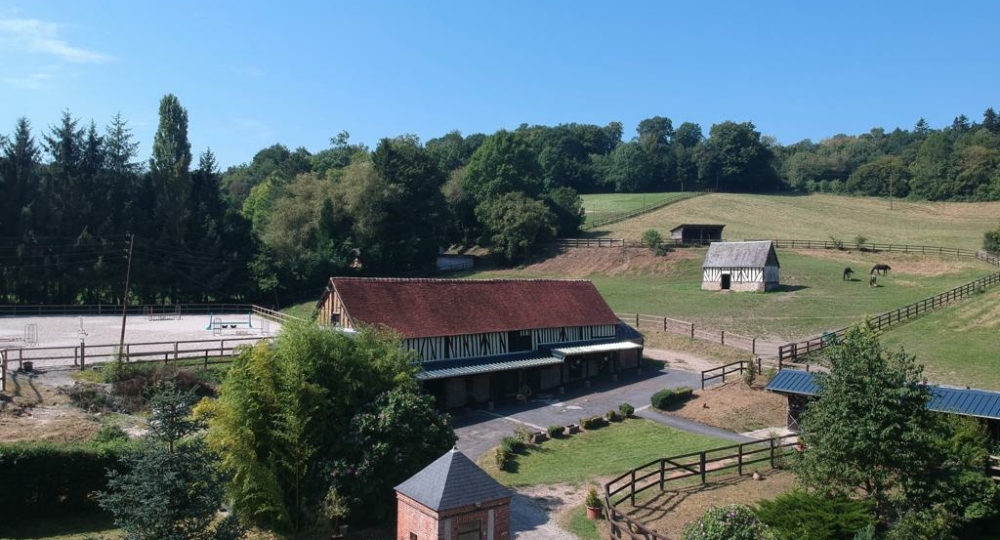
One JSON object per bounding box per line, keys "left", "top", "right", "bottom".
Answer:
{"left": 720, "top": 330, "right": 725, "bottom": 346}
{"left": 700, "top": 452, "right": 707, "bottom": 484}
{"left": 738, "top": 443, "right": 744, "bottom": 476}
{"left": 769, "top": 438, "right": 776, "bottom": 468}
{"left": 1, "top": 350, "right": 6, "bottom": 393}
{"left": 690, "top": 322, "right": 695, "bottom": 339}
{"left": 630, "top": 469, "right": 636, "bottom": 506}
{"left": 659, "top": 458, "right": 665, "bottom": 490}
{"left": 80, "top": 341, "right": 86, "bottom": 371}
{"left": 752, "top": 337, "right": 756, "bottom": 355}
{"left": 635, "top": 314, "right": 639, "bottom": 327}
{"left": 663, "top": 317, "right": 667, "bottom": 331}
{"left": 204, "top": 350, "right": 209, "bottom": 369}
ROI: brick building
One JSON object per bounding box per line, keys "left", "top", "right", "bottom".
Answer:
{"left": 317, "top": 278, "right": 644, "bottom": 408}
{"left": 396, "top": 449, "right": 512, "bottom": 540}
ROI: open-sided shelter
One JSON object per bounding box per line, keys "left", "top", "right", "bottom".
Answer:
{"left": 670, "top": 224, "right": 725, "bottom": 244}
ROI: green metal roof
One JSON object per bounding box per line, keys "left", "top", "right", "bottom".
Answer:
{"left": 416, "top": 355, "right": 563, "bottom": 381}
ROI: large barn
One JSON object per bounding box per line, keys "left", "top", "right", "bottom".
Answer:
{"left": 317, "top": 277, "right": 643, "bottom": 408}
{"left": 702, "top": 241, "right": 780, "bottom": 292}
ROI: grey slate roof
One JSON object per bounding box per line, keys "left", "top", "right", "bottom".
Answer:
{"left": 766, "top": 370, "right": 1000, "bottom": 420}
{"left": 395, "top": 449, "right": 512, "bottom": 512}
{"left": 703, "top": 241, "right": 779, "bottom": 268}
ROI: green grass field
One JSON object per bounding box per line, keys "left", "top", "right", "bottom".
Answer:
{"left": 580, "top": 192, "right": 695, "bottom": 215}
{"left": 478, "top": 418, "right": 728, "bottom": 487}
{"left": 470, "top": 249, "right": 995, "bottom": 341}
{"left": 281, "top": 300, "right": 316, "bottom": 321}
{"left": 591, "top": 193, "right": 1000, "bottom": 250}
{"left": 881, "top": 287, "right": 1000, "bottom": 390}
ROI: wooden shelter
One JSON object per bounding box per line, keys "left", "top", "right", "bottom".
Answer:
{"left": 670, "top": 224, "right": 725, "bottom": 244}
{"left": 316, "top": 277, "right": 644, "bottom": 408}
{"left": 702, "top": 241, "right": 780, "bottom": 292}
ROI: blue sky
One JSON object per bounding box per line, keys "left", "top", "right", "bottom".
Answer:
{"left": 2, "top": 1, "right": 998, "bottom": 168}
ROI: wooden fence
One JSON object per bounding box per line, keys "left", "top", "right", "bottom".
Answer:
{"left": 583, "top": 193, "right": 702, "bottom": 230}
{"left": 989, "top": 455, "right": 1000, "bottom": 482}
{"left": 760, "top": 239, "right": 1000, "bottom": 264}
{"left": 1, "top": 350, "right": 6, "bottom": 392}
{"left": 700, "top": 359, "right": 761, "bottom": 389}
{"left": 2, "top": 336, "right": 267, "bottom": 372}
{"left": 779, "top": 270, "right": 1000, "bottom": 364}
{"left": 0, "top": 302, "right": 256, "bottom": 317}
{"left": 604, "top": 435, "right": 799, "bottom": 540}
{"left": 554, "top": 237, "right": 717, "bottom": 249}
{"left": 251, "top": 304, "right": 306, "bottom": 325}
{"left": 616, "top": 312, "right": 768, "bottom": 356}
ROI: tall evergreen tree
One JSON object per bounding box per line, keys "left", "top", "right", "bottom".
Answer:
{"left": 149, "top": 94, "right": 193, "bottom": 246}
{"left": 983, "top": 108, "right": 1000, "bottom": 135}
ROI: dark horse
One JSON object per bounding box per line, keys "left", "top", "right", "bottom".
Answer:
{"left": 843, "top": 267, "right": 854, "bottom": 280}
{"left": 870, "top": 264, "right": 891, "bottom": 276}
{"left": 869, "top": 275, "right": 878, "bottom": 287}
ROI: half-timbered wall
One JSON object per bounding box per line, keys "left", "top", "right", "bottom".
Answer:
{"left": 404, "top": 324, "right": 617, "bottom": 362}
{"left": 702, "top": 267, "right": 768, "bottom": 283}
{"left": 320, "top": 288, "right": 352, "bottom": 328}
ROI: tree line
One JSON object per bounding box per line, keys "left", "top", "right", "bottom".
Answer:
{"left": 2, "top": 96, "right": 999, "bottom": 305}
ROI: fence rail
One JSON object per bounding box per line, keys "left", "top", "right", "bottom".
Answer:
{"left": 582, "top": 193, "right": 703, "bottom": 230}
{"left": 0, "top": 303, "right": 257, "bottom": 317}
{"left": 1, "top": 350, "right": 6, "bottom": 392}
{"left": 251, "top": 305, "right": 306, "bottom": 325}
{"left": 616, "top": 312, "right": 770, "bottom": 357}
{"left": 989, "top": 455, "right": 1000, "bottom": 482}
{"left": 759, "top": 239, "right": 1000, "bottom": 264}
{"left": 604, "top": 435, "right": 798, "bottom": 540}
{"left": 700, "top": 359, "right": 761, "bottom": 389}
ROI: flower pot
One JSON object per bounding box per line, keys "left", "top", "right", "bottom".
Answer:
{"left": 586, "top": 505, "right": 603, "bottom": 520}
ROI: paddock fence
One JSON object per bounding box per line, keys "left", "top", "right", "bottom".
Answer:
{"left": 604, "top": 435, "right": 799, "bottom": 540}
{"left": 1, "top": 350, "right": 6, "bottom": 392}
{"left": 0, "top": 303, "right": 257, "bottom": 317}
{"left": 554, "top": 237, "right": 716, "bottom": 249}
{"left": 700, "top": 359, "right": 762, "bottom": 390}
{"left": 615, "top": 312, "right": 775, "bottom": 358}
{"left": 582, "top": 192, "right": 703, "bottom": 230}
{"left": 1, "top": 336, "right": 267, "bottom": 372}
{"left": 778, "top": 270, "right": 1000, "bottom": 364}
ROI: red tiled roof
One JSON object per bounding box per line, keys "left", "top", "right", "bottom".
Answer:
{"left": 328, "top": 277, "right": 619, "bottom": 339}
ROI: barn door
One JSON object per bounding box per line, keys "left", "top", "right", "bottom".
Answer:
{"left": 721, "top": 274, "right": 731, "bottom": 290}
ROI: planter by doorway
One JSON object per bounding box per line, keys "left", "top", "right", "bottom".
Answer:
{"left": 586, "top": 505, "right": 603, "bottom": 520}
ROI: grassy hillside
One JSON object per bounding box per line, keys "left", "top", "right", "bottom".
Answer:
{"left": 591, "top": 193, "right": 1000, "bottom": 250}
{"left": 580, "top": 192, "right": 693, "bottom": 214}
{"left": 468, "top": 248, "right": 995, "bottom": 341}
{"left": 881, "top": 287, "right": 1000, "bottom": 390}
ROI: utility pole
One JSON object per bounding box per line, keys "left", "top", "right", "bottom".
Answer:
{"left": 889, "top": 173, "right": 894, "bottom": 210}
{"left": 118, "top": 234, "right": 135, "bottom": 353}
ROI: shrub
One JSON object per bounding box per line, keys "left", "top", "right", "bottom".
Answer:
{"left": 984, "top": 224, "right": 1000, "bottom": 255}
{"left": 642, "top": 229, "right": 663, "bottom": 252}
{"left": 65, "top": 383, "right": 118, "bottom": 413}
{"left": 90, "top": 424, "right": 129, "bottom": 444}
{"left": 683, "top": 504, "right": 775, "bottom": 540}
{"left": 0, "top": 441, "right": 126, "bottom": 517}
{"left": 828, "top": 236, "right": 844, "bottom": 250}
{"left": 854, "top": 234, "right": 868, "bottom": 250}
{"left": 494, "top": 446, "right": 509, "bottom": 471}
{"left": 514, "top": 424, "right": 532, "bottom": 442}
{"left": 743, "top": 363, "right": 757, "bottom": 387}
{"left": 619, "top": 403, "right": 635, "bottom": 417}
{"left": 755, "top": 490, "right": 874, "bottom": 540}
{"left": 651, "top": 386, "right": 694, "bottom": 410}
{"left": 547, "top": 425, "right": 564, "bottom": 438}
{"left": 886, "top": 505, "right": 954, "bottom": 540}
{"left": 585, "top": 486, "right": 601, "bottom": 509}
{"left": 501, "top": 436, "right": 525, "bottom": 455}
{"left": 605, "top": 410, "right": 622, "bottom": 423}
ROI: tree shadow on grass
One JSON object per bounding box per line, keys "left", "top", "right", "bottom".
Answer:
{"left": 2, "top": 511, "right": 116, "bottom": 539}
{"left": 771, "top": 284, "right": 809, "bottom": 293}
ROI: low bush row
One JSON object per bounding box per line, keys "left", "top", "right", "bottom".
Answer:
{"left": 651, "top": 386, "right": 694, "bottom": 410}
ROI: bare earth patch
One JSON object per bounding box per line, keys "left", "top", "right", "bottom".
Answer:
{"left": 0, "top": 404, "right": 101, "bottom": 443}
{"left": 504, "top": 247, "right": 700, "bottom": 279}
{"left": 620, "top": 469, "right": 797, "bottom": 538}
{"left": 664, "top": 380, "right": 787, "bottom": 433}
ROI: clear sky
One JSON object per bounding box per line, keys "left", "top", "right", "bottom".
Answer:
{"left": 2, "top": 1, "right": 998, "bottom": 168}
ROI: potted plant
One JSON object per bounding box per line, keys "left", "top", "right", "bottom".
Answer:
{"left": 585, "top": 487, "right": 603, "bottom": 520}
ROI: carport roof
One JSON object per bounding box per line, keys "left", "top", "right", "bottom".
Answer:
{"left": 551, "top": 340, "right": 643, "bottom": 357}
{"left": 416, "top": 352, "right": 563, "bottom": 381}
{"left": 766, "top": 369, "right": 1000, "bottom": 420}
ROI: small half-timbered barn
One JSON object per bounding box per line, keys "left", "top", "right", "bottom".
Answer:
{"left": 702, "top": 241, "right": 780, "bottom": 292}
{"left": 317, "top": 277, "right": 643, "bottom": 408}
{"left": 670, "top": 224, "right": 725, "bottom": 244}
{"left": 766, "top": 369, "right": 1000, "bottom": 440}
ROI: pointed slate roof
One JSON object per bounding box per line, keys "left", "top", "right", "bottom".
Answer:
{"left": 395, "top": 449, "right": 512, "bottom": 512}
{"left": 703, "top": 241, "right": 779, "bottom": 268}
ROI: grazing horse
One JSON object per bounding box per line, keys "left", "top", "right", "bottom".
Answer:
{"left": 871, "top": 264, "right": 891, "bottom": 276}
{"left": 843, "top": 267, "right": 854, "bottom": 280}
{"left": 869, "top": 275, "right": 877, "bottom": 287}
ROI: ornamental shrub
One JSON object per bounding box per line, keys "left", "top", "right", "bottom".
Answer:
{"left": 501, "top": 436, "right": 525, "bottom": 455}
{"left": 580, "top": 416, "right": 608, "bottom": 430}
{"left": 651, "top": 386, "right": 694, "bottom": 410}
{"left": 683, "top": 504, "right": 776, "bottom": 540}
{"left": 547, "top": 425, "right": 565, "bottom": 438}
{"left": 755, "top": 490, "right": 874, "bottom": 540}
{"left": 494, "top": 446, "right": 509, "bottom": 471}
{"left": 618, "top": 402, "right": 635, "bottom": 417}
{"left": 605, "top": 410, "right": 622, "bottom": 422}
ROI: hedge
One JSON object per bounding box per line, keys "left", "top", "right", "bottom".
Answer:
{"left": 651, "top": 386, "right": 694, "bottom": 410}
{"left": 0, "top": 441, "right": 128, "bottom": 518}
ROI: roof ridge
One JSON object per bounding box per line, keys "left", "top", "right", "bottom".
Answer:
{"left": 330, "top": 276, "right": 596, "bottom": 283}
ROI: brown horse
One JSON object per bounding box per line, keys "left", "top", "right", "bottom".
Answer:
{"left": 843, "top": 267, "right": 854, "bottom": 280}
{"left": 871, "top": 264, "right": 891, "bottom": 276}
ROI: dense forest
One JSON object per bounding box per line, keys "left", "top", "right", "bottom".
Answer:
{"left": 2, "top": 94, "right": 999, "bottom": 305}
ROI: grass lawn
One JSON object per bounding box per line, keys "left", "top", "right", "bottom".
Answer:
{"left": 881, "top": 287, "right": 1000, "bottom": 390}
{"left": 592, "top": 193, "right": 1000, "bottom": 250}
{"left": 563, "top": 506, "right": 602, "bottom": 540}
{"left": 281, "top": 300, "right": 316, "bottom": 321}
{"left": 468, "top": 250, "right": 996, "bottom": 340}
{"left": 478, "top": 418, "right": 728, "bottom": 487}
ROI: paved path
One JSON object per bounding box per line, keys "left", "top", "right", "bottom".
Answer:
{"left": 635, "top": 406, "right": 755, "bottom": 443}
